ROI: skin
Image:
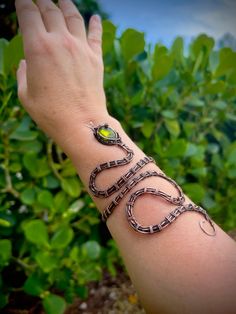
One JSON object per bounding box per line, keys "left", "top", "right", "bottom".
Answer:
{"left": 15, "top": 0, "right": 236, "bottom": 313}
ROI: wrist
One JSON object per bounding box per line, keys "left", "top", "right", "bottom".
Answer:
{"left": 58, "top": 112, "right": 120, "bottom": 159}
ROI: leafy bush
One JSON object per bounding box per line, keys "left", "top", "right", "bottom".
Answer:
{"left": 0, "top": 21, "right": 236, "bottom": 312}
{"left": 103, "top": 21, "right": 236, "bottom": 227}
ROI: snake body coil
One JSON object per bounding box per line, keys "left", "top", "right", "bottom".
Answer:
{"left": 88, "top": 123, "right": 215, "bottom": 236}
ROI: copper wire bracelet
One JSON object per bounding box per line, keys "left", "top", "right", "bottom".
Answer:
{"left": 88, "top": 123, "right": 216, "bottom": 236}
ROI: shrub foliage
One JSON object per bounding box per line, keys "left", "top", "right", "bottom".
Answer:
{"left": 0, "top": 21, "right": 236, "bottom": 312}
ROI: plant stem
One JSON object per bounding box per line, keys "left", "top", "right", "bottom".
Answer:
{"left": 47, "top": 139, "right": 63, "bottom": 181}
{"left": 1, "top": 135, "right": 20, "bottom": 198}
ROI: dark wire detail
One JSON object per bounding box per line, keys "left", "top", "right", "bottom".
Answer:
{"left": 88, "top": 123, "right": 216, "bottom": 236}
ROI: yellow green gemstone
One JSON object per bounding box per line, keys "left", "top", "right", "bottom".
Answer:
{"left": 98, "top": 126, "right": 116, "bottom": 139}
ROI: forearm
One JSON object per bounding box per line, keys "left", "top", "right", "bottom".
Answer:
{"left": 63, "top": 112, "right": 236, "bottom": 314}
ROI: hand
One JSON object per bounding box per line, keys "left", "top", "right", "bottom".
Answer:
{"left": 16, "top": 0, "right": 108, "bottom": 145}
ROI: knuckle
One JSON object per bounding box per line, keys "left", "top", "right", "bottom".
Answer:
{"left": 65, "top": 11, "right": 84, "bottom": 23}
{"left": 25, "top": 34, "right": 52, "bottom": 56}
{"left": 88, "top": 36, "right": 102, "bottom": 45}
{"left": 89, "top": 51, "right": 103, "bottom": 67}
{"left": 18, "top": 2, "right": 38, "bottom": 14}
{"left": 60, "top": 33, "right": 79, "bottom": 54}
{"left": 41, "top": 4, "right": 60, "bottom": 15}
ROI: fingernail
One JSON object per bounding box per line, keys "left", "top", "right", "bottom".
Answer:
{"left": 93, "top": 14, "right": 101, "bottom": 23}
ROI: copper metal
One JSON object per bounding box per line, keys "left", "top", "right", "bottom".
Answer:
{"left": 88, "top": 123, "right": 215, "bottom": 236}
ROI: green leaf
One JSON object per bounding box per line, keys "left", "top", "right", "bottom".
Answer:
{"left": 165, "top": 139, "right": 187, "bottom": 158}
{"left": 209, "top": 51, "right": 219, "bottom": 72}
{"left": 227, "top": 144, "right": 236, "bottom": 165}
{"left": 43, "top": 175, "right": 59, "bottom": 189}
{"left": 23, "top": 153, "right": 51, "bottom": 178}
{"left": 51, "top": 226, "right": 74, "bottom": 249}
{"left": 0, "top": 38, "right": 8, "bottom": 75}
{"left": 165, "top": 120, "right": 180, "bottom": 137}
{"left": 161, "top": 110, "right": 176, "bottom": 119}
{"left": 77, "top": 263, "right": 102, "bottom": 284}
{"left": 23, "top": 273, "right": 46, "bottom": 296}
{"left": 154, "top": 135, "right": 164, "bottom": 156}
{"left": 4, "top": 35, "right": 24, "bottom": 75}
{"left": 67, "top": 199, "right": 84, "bottom": 214}
{"left": 185, "top": 143, "right": 198, "bottom": 157}
{"left": 213, "top": 100, "right": 227, "bottom": 110}
{"left": 42, "top": 294, "right": 66, "bottom": 314}
{"left": 171, "top": 37, "right": 184, "bottom": 64}
{"left": 37, "top": 190, "right": 54, "bottom": 209}
{"left": 130, "top": 90, "right": 143, "bottom": 106}
{"left": 35, "top": 252, "right": 58, "bottom": 273}
{"left": 23, "top": 220, "right": 48, "bottom": 246}
{"left": 120, "top": 29, "right": 145, "bottom": 61}
{"left": 141, "top": 121, "right": 155, "bottom": 138}
{"left": 36, "top": 158, "right": 51, "bottom": 178}
{"left": 75, "top": 286, "right": 89, "bottom": 299}
{"left": 204, "top": 81, "right": 225, "bottom": 94}
{"left": 9, "top": 162, "right": 22, "bottom": 172}
{"left": 61, "top": 177, "right": 81, "bottom": 198}
{"left": 187, "top": 97, "right": 204, "bottom": 107}
{"left": 54, "top": 191, "right": 69, "bottom": 212}
{"left": 191, "top": 34, "right": 214, "bottom": 59}
{"left": 0, "top": 214, "right": 15, "bottom": 229}
{"left": 70, "top": 247, "right": 79, "bottom": 262}
{"left": 190, "top": 167, "right": 207, "bottom": 177}
{"left": 20, "top": 188, "right": 36, "bottom": 205}
{"left": 226, "top": 113, "right": 236, "bottom": 122}
{"left": 227, "top": 168, "right": 236, "bottom": 179}
{"left": 22, "top": 152, "right": 39, "bottom": 174}
{"left": 10, "top": 130, "right": 38, "bottom": 141}
{"left": 183, "top": 183, "right": 206, "bottom": 203}
{"left": 60, "top": 159, "right": 77, "bottom": 177}
{"left": 191, "top": 146, "right": 205, "bottom": 162}
{"left": 207, "top": 143, "right": 219, "bottom": 154}
{"left": 152, "top": 54, "right": 173, "bottom": 81}
{"left": 86, "top": 215, "right": 100, "bottom": 225}
{"left": 0, "top": 219, "right": 11, "bottom": 228}
{"left": 229, "top": 111, "right": 236, "bottom": 123}
{"left": 102, "top": 20, "right": 116, "bottom": 55}
{"left": 192, "top": 50, "right": 204, "bottom": 75}
{"left": 202, "top": 194, "right": 216, "bottom": 209}
{"left": 18, "top": 140, "right": 42, "bottom": 153}
{"left": 14, "top": 115, "right": 31, "bottom": 131}
{"left": 0, "top": 240, "right": 12, "bottom": 266}
{"left": 103, "top": 20, "right": 116, "bottom": 37}
{"left": 82, "top": 241, "right": 101, "bottom": 260}
{"left": 154, "top": 44, "right": 168, "bottom": 58}
{"left": 9, "top": 117, "right": 37, "bottom": 140}
{"left": 214, "top": 48, "right": 236, "bottom": 78}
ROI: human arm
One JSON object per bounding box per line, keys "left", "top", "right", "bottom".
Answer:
{"left": 15, "top": 0, "right": 236, "bottom": 313}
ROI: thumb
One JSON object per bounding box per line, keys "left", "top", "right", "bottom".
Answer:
{"left": 16, "top": 59, "right": 27, "bottom": 103}
{"left": 87, "top": 15, "right": 103, "bottom": 55}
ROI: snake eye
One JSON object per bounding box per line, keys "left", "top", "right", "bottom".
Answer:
{"left": 95, "top": 124, "right": 121, "bottom": 145}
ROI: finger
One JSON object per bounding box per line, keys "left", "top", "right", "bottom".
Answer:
{"left": 58, "top": 0, "right": 86, "bottom": 40}
{"left": 17, "top": 60, "right": 28, "bottom": 103}
{"left": 36, "top": 0, "right": 67, "bottom": 33}
{"left": 87, "top": 15, "right": 102, "bottom": 55}
{"left": 15, "top": 0, "right": 46, "bottom": 41}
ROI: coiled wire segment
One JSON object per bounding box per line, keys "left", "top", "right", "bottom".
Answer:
{"left": 88, "top": 123, "right": 216, "bottom": 236}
